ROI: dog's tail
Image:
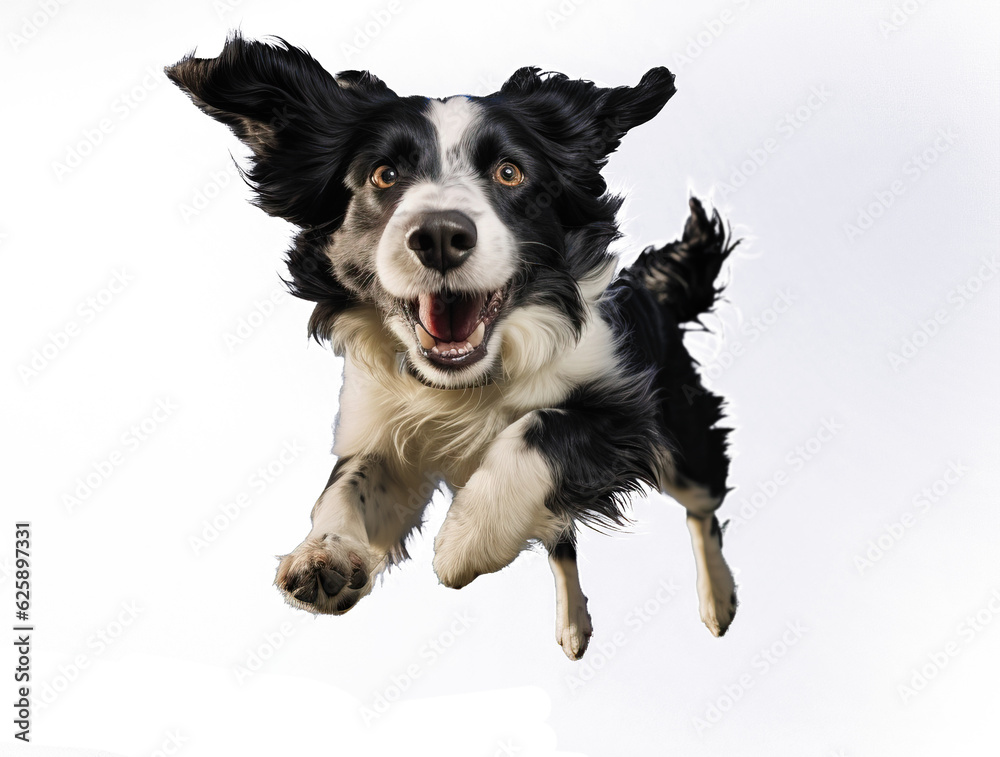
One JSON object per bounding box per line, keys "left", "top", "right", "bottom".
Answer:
{"left": 626, "top": 197, "right": 736, "bottom": 324}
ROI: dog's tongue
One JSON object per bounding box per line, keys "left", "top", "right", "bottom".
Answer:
{"left": 418, "top": 293, "right": 484, "bottom": 343}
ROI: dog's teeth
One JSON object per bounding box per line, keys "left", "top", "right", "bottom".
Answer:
{"left": 430, "top": 344, "right": 441, "bottom": 355}
{"left": 416, "top": 323, "right": 436, "bottom": 350}
{"left": 468, "top": 320, "right": 486, "bottom": 348}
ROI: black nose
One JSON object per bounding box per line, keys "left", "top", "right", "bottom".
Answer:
{"left": 406, "top": 211, "right": 478, "bottom": 272}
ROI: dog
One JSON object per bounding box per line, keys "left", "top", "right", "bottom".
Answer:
{"left": 167, "top": 34, "right": 738, "bottom": 660}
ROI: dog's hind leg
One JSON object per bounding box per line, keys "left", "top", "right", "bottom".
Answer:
{"left": 548, "top": 538, "right": 593, "bottom": 660}
{"left": 665, "top": 481, "right": 737, "bottom": 637}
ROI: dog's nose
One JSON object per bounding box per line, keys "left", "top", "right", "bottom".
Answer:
{"left": 405, "top": 211, "right": 478, "bottom": 272}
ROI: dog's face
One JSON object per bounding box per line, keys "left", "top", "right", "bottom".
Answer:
{"left": 168, "top": 36, "right": 675, "bottom": 387}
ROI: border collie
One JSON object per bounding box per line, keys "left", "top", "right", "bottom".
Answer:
{"left": 167, "top": 34, "right": 738, "bottom": 660}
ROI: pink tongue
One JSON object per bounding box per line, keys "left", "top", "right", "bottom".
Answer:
{"left": 418, "top": 293, "right": 484, "bottom": 343}
{"left": 419, "top": 294, "right": 452, "bottom": 341}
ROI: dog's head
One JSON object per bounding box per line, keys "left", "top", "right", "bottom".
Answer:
{"left": 167, "top": 35, "right": 675, "bottom": 388}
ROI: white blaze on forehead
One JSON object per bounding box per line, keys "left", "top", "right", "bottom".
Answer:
{"left": 427, "top": 97, "right": 482, "bottom": 173}
{"left": 374, "top": 92, "right": 518, "bottom": 352}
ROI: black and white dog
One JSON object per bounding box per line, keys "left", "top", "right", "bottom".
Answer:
{"left": 167, "top": 35, "right": 738, "bottom": 660}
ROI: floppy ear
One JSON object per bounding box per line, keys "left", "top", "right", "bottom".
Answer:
{"left": 496, "top": 66, "right": 676, "bottom": 193}
{"left": 594, "top": 67, "right": 677, "bottom": 153}
{"left": 166, "top": 34, "right": 395, "bottom": 227}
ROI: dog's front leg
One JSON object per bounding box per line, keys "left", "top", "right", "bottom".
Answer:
{"left": 275, "top": 455, "right": 427, "bottom": 614}
{"left": 433, "top": 414, "right": 571, "bottom": 589}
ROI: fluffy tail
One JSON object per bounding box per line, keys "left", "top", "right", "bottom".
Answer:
{"left": 627, "top": 197, "right": 736, "bottom": 324}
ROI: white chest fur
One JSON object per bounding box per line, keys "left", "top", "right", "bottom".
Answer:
{"left": 329, "top": 278, "right": 619, "bottom": 486}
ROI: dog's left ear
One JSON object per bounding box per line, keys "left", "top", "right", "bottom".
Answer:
{"left": 166, "top": 34, "right": 395, "bottom": 227}
{"left": 498, "top": 66, "right": 676, "bottom": 159}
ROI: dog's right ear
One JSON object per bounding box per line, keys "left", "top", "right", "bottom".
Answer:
{"left": 166, "top": 34, "right": 395, "bottom": 227}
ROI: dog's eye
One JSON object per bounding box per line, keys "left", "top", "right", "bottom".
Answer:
{"left": 494, "top": 162, "right": 524, "bottom": 187}
{"left": 371, "top": 165, "right": 398, "bottom": 189}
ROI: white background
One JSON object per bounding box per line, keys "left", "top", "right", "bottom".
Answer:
{"left": 2, "top": 0, "right": 998, "bottom": 755}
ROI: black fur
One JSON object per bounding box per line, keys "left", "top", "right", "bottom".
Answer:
{"left": 166, "top": 34, "right": 400, "bottom": 228}
{"left": 524, "top": 373, "right": 667, "bottom": 528}
{"left": 627, "top": 196, "right": 734, "bottom": 324}
{"left": 166, "top": 36, "right": 678, "bottom": 351}
{"left": 168, "top": 36, "right": 739, "bottom": 635}
{"left": 549, "top": 539, "right": 578, "bottom": 561}
{"left": 521, "top": 198, "right": 734, "bottom": 527}
{"left": 610, "top": 197, "right": 736, "bottom": 497}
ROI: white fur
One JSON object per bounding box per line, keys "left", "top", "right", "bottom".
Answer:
{"left": 679, "top": 494, "right": 737, "bottom": 637}
{"left": 432, "top": 413, "right": 571, "bottom": 588}
{"left": 374, "top": 97, "right": 517, "bottom": 301}
{"left": 549, "top": 552, "right": 593, "bottom": 660}
{"left": 330, "top": 264, "right": 620, "bottom": 481}
{"left": 313, "top": 285, "right": 624, "bottom": 592}
{"left": 277, "top": 452, "right": 437, "bottom": 615}
{"left": 428, "top": 96, "right": 478, "bottom": 171}
{"left": 374, "top": 179, "right": 518, "bottom": 300}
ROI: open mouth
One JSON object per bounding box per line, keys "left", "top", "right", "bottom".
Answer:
{"left": 405, "top": 289, "right": 506, "bottom": 368}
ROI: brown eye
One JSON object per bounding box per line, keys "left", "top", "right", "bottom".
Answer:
{"left": 494, "top": 162, "right": 524, "bottom": 187}
{"left": 371, "top": 164, "right": 398, "bottom": 189}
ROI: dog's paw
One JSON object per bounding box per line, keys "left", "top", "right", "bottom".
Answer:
{"left": 275, "top": 533, "right": 379, "bottom": 614}
{"left": 699, "top": 577, "right": 738, "bottom": 637}
{"left": 431, "top": 526, "right": 480, "bottom": 590}
{"left": 556, "top": 594, "right": 593, "bottom": 661}
{"left": 432, "top": 517, "right": 518, "bottom": 590}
